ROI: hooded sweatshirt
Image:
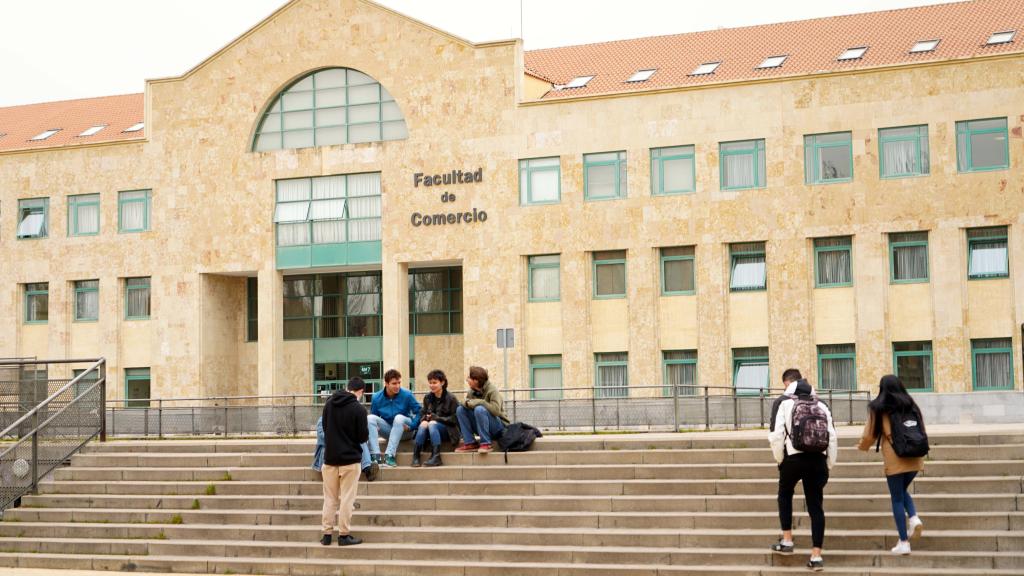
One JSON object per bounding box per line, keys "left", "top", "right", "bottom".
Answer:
{"left": 768, "top": 380, "right": 838, "bottom": 469}
{"left": 322, "top": 390, "right": 370, "bottom": 467}
{"left": 769, "top": 379, "right": 817, "bottom": 432}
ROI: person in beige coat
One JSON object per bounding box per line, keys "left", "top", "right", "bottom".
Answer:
{"left": 857, "top": 374, "right": 926, "bottom": 555}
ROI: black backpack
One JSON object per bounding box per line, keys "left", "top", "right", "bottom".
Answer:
{"left": 787, "top": 397, "right": 830, "bottom": 453}
{"left": 879, "top": 409, "right": 929, "bottom": 458}
{"left": 496, "top": 422, "right": 542, "bottom": 463}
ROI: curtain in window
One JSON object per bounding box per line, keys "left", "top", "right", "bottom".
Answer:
{"left": 121, "top": 201, "right": 146, "bottom": 230}
{"left": 531, "top": 267, "right": 559, "bottom": 299}
{"left": 76, "top": 290, "right": 98, "bottom": 320}
{"left": 819, "top": 353, "right": 855, "bottom": 391}
{"left": 665, "top": 362, "right": 697, "bottom": 396}
{"left": 969, "top": 240, "right": 1008, "bottom": 276}
{"left": 277, "top": 222, "right": 309, "bottom": 246}
{"left": 348, "top": 196, "right": 380, "bottom": 218}
{"left": 587, "top": 164, "right": 617, "bottom": 198}
{"left": 976, "top": 350, "right": 1011, "bottom": 389}
{"left": 277, "top": 179, "right": 311, "bottom": 201}
{"left": 313, "top": 220, "right": 345, "bottom": 244}
{"left": 596, "top": 263, "right": 626, "bottom": 296}
{"left": 347, "top": 173, "right": 381, "bottom": 196}
{"left": 596, "top": 353, "right": 628, "bottom": 398}
{"left": 883, "top": 140, "right": 918, "bottom": 175}
{"left": 127, "top": 287, "right": 150, "bottom": 318}
{"left": 532, "top": 361, "right": 562, "bottom": 400}
{"left": 77, "top": 204, "right": 100, "bottom": 234}
{"left": 730, "top": 255, "right": 765, "bottom": 289}
{"left": 816, "top": 239, "right": 851, "bottom": 285}
{"left": 724, "top": 153, "right": 754, "bottom": 188}
{"left": 349, "top": 218, "right": 381, "bottom": 241}
{"left": 530, "top": 170, "right": 559, "bottom": 202}
{"left": 27, "top": 294, "right": 48, "bottom": 321}
{"left": 893, "top": 244, "right": 927, "bottom": 280}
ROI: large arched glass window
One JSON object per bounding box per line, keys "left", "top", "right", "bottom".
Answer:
{"left": 253, "top": 68, "right": 408, "bottom": 152}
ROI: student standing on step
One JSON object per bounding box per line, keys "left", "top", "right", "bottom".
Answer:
{"left": 366, "top": 369, "right": 422, "bottom": 468}
{"left": 413, "top": 369, "right": 459, "bottom": 467}
{"left": 768, "top": 379, "right": 838, "bottom": 572}
{"left": 857, "top": 374, "right": 927, "bottom": 556}
{"left": 320, "top": 377, "right": 369, "bottom": 547}
{"left": 455, "top": 366, "right": 509, "bottom": 454}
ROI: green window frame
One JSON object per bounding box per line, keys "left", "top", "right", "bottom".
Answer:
{"left": 956, "top": 117, "right": 1009, "bottom": 173}
{"left": 804, "top": 131, "right": 853, "bottom": 184}
{"left": 719, "top": 139, "right": 765, "bottom": 190}
{"left": 68, "top": 194, "right": 100, "bottom": 236}
{"left": 584, "top": 151, "right": 627, "bottom": 201}
{"left": 73, "top": 280, "right": 99, "bottom": 322}
{"left": 814, "top": 236, "right": 853, "bottom": 288}
{"left": 519, "top": 157, "right": 561, "bottom": 205}
{"left": 972, "top": 338, "right": 1014, "bottom": 391}
{"left": 274, "top": 173, "right": 381, "bottom": 249}
{"left": 651, "top": 145, "right": 695, "bottom": 195}
{"left": 967, "top": 226, "right": 1009, "bottom": 280}
{"left": 409, "top": 267, "right": 462, "bottom": 335}
{"left": 125, "top": 277, "right": 151, "bottom": 320}
{"left": 24, "top": 283, "right": 48, "bottom": 324}
{"left": 595, "top": 352, "right": 628, "bottom": 398}
{"left": 118, "top": 190, "right": 151, "bottom": 233}
{"left": 893, "top": 341, "right": 933, "bottom": 391}
{"left": 593, "top": 250, "right": 627, "bottom": 299}
{"left": 16, "top": 198, "right": 49, "bottom": 239}
{"left": 284, "top": 275, "right": 316, "bottom": 340}
{"left": 124, "top": 367, "right": 151, "bottom": 409}
{"left": 817, "top": 344, "right": 856, "bottom": 391}
{"left": 879, "top": 125, "right": 929, "bottom": 178}
{"left": 663, "top": 350, "right": 697, "bottom": 396}
{"left": 729, "top": 242, "right": 766, "bottom": 292}
{"left": 530, "top": 355, "right": 563, "bottom": 400}
{"left": 889, "top": 232, "right": 929, "bottom": 283}
{"left": 246, "top": 277, "right": 258, "bottom": 342}
{"left": 661, "top": 246, "right": 695, "bottom": 295}
{"left": 733, "top": 347, "right": 769, "bottom": 396}
{"left": 528, "top": 255, "right": 560, "bottom": 302}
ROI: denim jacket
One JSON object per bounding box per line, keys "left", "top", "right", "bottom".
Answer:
{"left": 312, "top": 416, "right": 325, "bottom": 472}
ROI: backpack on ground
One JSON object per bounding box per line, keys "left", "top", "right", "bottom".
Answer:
{"left": 880, "top": 409, "right": 929, "bottom": 458}
{"left": 786, "top": 397, "right": 830, "bottom": 453}
{"left": 496, "top": 422, "right": 542, "bottom": 463}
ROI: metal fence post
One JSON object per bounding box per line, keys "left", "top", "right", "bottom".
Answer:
{"left": 848, "top": 391, "right": 854, "bottom": 426}
{"left": 557, "top": 394, "right": 562, "bottom": 430}
{"left": 732, "top": 393, "right": 739, "bottom": 430}
{"left": 158, "top": 399, "right": 163, "bottom": 439}
{"left": 703, "top": 386, "right": 710, "bottom": 431}
{"left": 99, "top": 360, "right": 107, "bottom": 442}
{"left": 673, "top": 385, "right": 680, "bottom": 433}
{"left": 759, "top": 389, "right": 765, "bottom": 427}
{"left": 512, "top": 389, "right": 517, "bottom": 423}
{"left": 191, "top": 406, "right": 196, "bottom": 436}
{"left": 224, "top": 402, "right": 229, "bottom": 437}
{"left": 30, "top": 409, "right": 39, "bottom": 495}
{"left": 591, "top": 387, "right": 597, "bottom": 433}
{"left": 143, "top": 403, "right": 149, "bottom": 437}
{"left": 292, "top": 396, "right": 298, "bottom": 436}
{"left": 111, "top": 405, "right": 116, "bottom": 438}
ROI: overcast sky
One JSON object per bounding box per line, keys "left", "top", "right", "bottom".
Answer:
{"left": 1, "top": 0, "right": 950, "bottom": 107}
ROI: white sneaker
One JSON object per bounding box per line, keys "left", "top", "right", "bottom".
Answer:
{"left": 891, "top": 540, "right": 912, "bottom": 555}
{"left": 908, "top": 515, "right": 923, "bottom": 539}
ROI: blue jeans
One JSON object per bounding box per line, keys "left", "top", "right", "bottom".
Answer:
{"left": 414, "top": 421, "right": 450, "bottom": 448}
{"left": 359, "top": 442, "right": 372, "bottom": 471}
{"left": 367, "top": 414, "right": 413, "bottom": 457}
{"left": 456, "top": 405, "right": 505, "bottom": 445}
{"left": 886, "top": 471, "right": 918, "bottom": 540}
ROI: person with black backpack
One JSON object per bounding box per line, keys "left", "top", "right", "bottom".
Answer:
{"left": 767, "top": 379, "right": 837, "bottom": 572}
{"left": 857, "top": 374, "right": 928, "bottom": 556}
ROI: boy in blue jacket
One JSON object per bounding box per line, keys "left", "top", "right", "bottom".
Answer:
{"left": 366, "top": 368, "right": 421, "bottom": 468}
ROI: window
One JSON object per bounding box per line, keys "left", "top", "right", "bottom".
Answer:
{"left": 593, "top": 250, "right": 627, "bottom": 298}
{"left": 804, "top": 132, "right": 853, "bottom": 183}
{"left": 72, "top": 368, "right": 98, "bottom": 398}
{"left": 814, "top": 236, "right": 853, "bottom": 287}
{"left": 123, "top": 122, "right": 144, "bottom": 133}
{"left": 626, "top": 69, "right": 656, "bottom": 82}
{"left": 595, "top": 352, "right": 628, "bottom": 398}
{"left": 956, "top": 118, "right": 1009, "bottom": 172}
{"left": 733, "top": 347, "right": 769, "bottom": 395}
{"left": 409, "top": 268, "right": 462, "bottom": 335}
{"left": 651, "top": 145, "right": 695, "bottom": 195}
{"left": 967, "top": 226, "right": 1008, "bottom": 279}
{"left": 879, "top": 125, "right": 929, "bottom": 178}
{"left": 284, "top": 275, "right": 315, "bottom": 339}
{"left": 890, "top": 232, "right": 929, "bottom": 283}
{"left": 118, "top": 190, "right": 151, "bottom": 232}
{"left": 78, "top": 125, "right": 106, "bottom": 137}
{"left": 17, "top": 198, "right": 48, "bottom": 238}
{"left": 987, "top": 30, "right": 1016, "bottom": 45}
{"left": 519, "top": 157, "right": 560, "bottom": 205}
{"left": 564, "top": 75, "right": 594, "bottom": 89}
{"left": 530, "top": 355, "right": 562, "bottom": 400}
{"left": 68, "top": 194, "right": 100, "bottom": 236}
{"left": 893, "top": 341, "right": 933, "bottom": 391}
{"left": 246, "top": 277, "right": 258, "bottom": 342}
{"left": 253, "top": 68, "right": 407, "bottom": 151}
{"left": 818, "top": 344, "right": 856, "bottom": 391}
{"left": 584, "top": 151, "right": 627, "bottom": 200}
{"left": 757, "top": 55, "right": 787, "bottom": 69}
{"left": 275, "top": 173, "right": 381, "bottom": 249}
{"left": 125, "top": 277, "right": 151, "bottom": 320}
{"left": 24, "top": 283, "right": 48, "bottom": 323}
{"left": 663, "top": 350, "right": 697, "bottom": 396}
{"left": 690, "top": 62, "right": 720, "bottom": 75}
{"left": 910, "top": 39, "right": 940, "bottom": 53}
{"left": 838, "top": 47, "right": 868, "bottom": 60}
{"left": 346, "top": 274, "right": 383, "bottom": 337}
{"left": 661, "top": 246, "right": 695, "bottom": 295}
{"left": 719, "top": 139, "right": 765, "bottom": 190}
{"left": 730, "top": 242, "right": 766, "bottom": 291}
{"left": 972, "top": 339, "right": 1013, "bottom": 390}
{"left": 285, "top": 273, "right": 383, "bottom": 340}
{"left": 124, "top": 368, "right": 151, "bottom": 408}
{"left": 74, "top": 280, "right": 99, "bottom": 322}
{"left": 528, "top": 255, "right": 560, "bottom": 301}
{"left": 30, "top": 129, "right": 60, "bottom": 141}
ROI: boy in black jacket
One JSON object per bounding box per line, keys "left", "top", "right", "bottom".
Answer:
{"left": 320, "top": 377, "right": 369, "bottom": 546}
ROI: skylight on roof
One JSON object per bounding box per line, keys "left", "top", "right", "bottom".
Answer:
{"left": 690, "top": 62, "right": 720, "bottom": 76}
{"left": 563, "top": 75, "right": 594, "bottom": 89}
{"left": 123, "top": 122, "right": 144, "bottom": 133}
{"left": 910, "top": 39, "right": 940, "bottom": 53}
{"left": 626, "top": 69, "right": 657, "bottom": 82}
{"left": 78, "top": 125, "right": 107, "bottom": 137}
{"left": 757, "top": 55, "right": 787, "bottom": 69}
{"left": 838, "top": 47, "right": 868, "bottom": 60}
{"left": 987, "top": 30, "right": 1016, "bottom": 45}
{"left": 30, "top": 129, "right": 60, "bottom": 141}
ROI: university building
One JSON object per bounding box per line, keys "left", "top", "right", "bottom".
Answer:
{"left": 2, "top": 0, "right": 1023, "bottom": 417}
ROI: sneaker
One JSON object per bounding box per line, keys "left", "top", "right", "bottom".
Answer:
{"left": 319, "top": 534, "right": 332, "bottom": 546}
{"left": 455, "top": 442, "right": 479, "bottom": 453}
{"left": 362, "top": 462, "right": 379, "bottom": 482}
{"left": 770, "top": 539, "right": 794, "bottom": 555}
{"left": 337, "top": 534, "right": 362, "bottom": 546}
{"left": 908, "top": 515, "right": 923, "bottom": 539}
{"left": 383, "top": 455, "right": 397, "bottom": 468}
{"left": 807, "top": 557, "right": 824, "bottom": 571}
{"left": 370, "top": 454, "right": 382, "bottom": 465}
{"left": 891, "top": 540, "right": 912, "bottom": 555}
{"left": 478, "top": 443, "right": 493, "bottom": 454}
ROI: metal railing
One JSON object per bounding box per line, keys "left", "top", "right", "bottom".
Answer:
{"left": 0, "top": 358, "right": 106, "bottom": 515}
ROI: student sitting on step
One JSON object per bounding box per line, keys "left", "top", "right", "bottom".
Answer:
{"left": 365, "top": 369, "right": 422, "bottom": 468}
{"left": 413, "top": 369, "right": 459, "bottom": 467}
{"left": 455, "top": 366, "right": 509, "bottom": 454}
{"left": 320, "top": 377, "right": 369, "bottom": 547}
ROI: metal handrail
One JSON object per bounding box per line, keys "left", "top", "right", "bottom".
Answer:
{"left": 0, "top": 380, "right": 103, "bottom": 462}
{"left": 0, "top": 358, "right": 106, "bottom": 439}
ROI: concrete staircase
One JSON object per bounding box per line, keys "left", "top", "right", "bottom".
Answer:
{"left": 0, "top": 430, "right": 1022, "bottom": 575}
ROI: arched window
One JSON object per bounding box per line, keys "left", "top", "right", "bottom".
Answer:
{"left": 253, "top": 68, "right": 408, "bottom": 152}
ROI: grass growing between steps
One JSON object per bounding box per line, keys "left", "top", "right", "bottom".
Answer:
{"left": 220, "top": 471, "right": 233, "bottom": 481}
{"left": 205, "top": 484, "right": 217, "bottom": 496}
{"left": 191, "top": 499, "right": 200, "bottom": 510}
{"left": 169, "top": 513, "right": 183, "bottom": 524}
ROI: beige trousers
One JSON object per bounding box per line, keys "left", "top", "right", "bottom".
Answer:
{"left": 321, "top": 462, "right": 360, "bottom": 534}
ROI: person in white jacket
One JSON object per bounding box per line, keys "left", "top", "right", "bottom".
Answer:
{"left": 767, "top": 379, "right": 838, "bottom": 572}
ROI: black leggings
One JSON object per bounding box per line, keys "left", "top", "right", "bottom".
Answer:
{"left": 778, "top": 452, "right": 830, "bottom": 548}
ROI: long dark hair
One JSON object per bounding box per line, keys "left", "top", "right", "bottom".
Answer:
{"left": 868, "top": 374, "right": 924, "bottom": 436}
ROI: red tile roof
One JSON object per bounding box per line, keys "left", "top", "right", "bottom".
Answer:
{"left": 524, "top": 0, "right": 1024, "bottom": 100}
{"left": 0, "top": 93, "right": 144, "bottom": 153}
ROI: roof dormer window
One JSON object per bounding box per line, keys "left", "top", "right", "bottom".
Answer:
{"left": 757, "top": 55, "right": 787, "bottom": 69}
{"left": 30, "top": 129, "right": 60, "bottom": 141}
{"left": 838, "top": 47, "right": 868, "bottom": 60}
{"left": 689, "top": 62, "right": 720, "bottom": 76}
{"left": 563, "top": 75, "right": 595, "bottom": 89}
{"left": 626, "top": 69, "right": 656, "bottom": 82}
{"left": 123, "top": 122, "right": 144, "bottom": 133}
{"left": 78, "top": 125, "right": 107, "bottom": 137}
{"left": 987, "top": 30, "right": 1016, "bottom": 45}
{"left": 910, "top": 39, "right": 940, "bottom": 53}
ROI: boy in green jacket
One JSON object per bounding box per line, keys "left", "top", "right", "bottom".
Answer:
{"left": 454, "top": 366, "right": 510, "bottom": 453}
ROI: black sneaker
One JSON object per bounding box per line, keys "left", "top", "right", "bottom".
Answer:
{"left": 319, "top": 534, "right": 332, "bottom": 546}
{"left": 337, "top": 534, "right": 362, "bottom": 546}
{"left": 362, "top": 462, "right": 379, "bottom": 482}
{"left": 770, "top": 540, "right": 794, "bottom": 555}
{"left": 807, "top": 558, "right": 824, "bottom": 571}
